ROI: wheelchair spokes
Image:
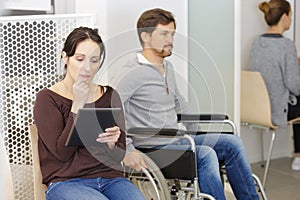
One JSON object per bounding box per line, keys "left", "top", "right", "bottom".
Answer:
{"left": 125, "top": 153, "right": 170, "bottom": 200}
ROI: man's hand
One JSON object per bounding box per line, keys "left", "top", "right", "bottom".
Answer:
{"left": 123, "top": 150, "right": 147, "bottom": 171}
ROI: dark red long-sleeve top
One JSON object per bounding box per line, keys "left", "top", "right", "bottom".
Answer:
{"left": 33, "top": 86, "right": 126, "bottom": 186}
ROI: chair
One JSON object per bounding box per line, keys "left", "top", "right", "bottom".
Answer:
{"left": 127, "top": 127, "right": 216, "bottom": 200}
{"left": 125, "top": 151, "right": 172, "bottom": 200}
{"left": 29, "top": 125, "right": 47, "bottom": 200}
{"left": 240, "top": 70, "right": 300, "bottom": 188}
{"left": 128, "top": 114, "right": 267, "bottom": 200}
{"left": 178, "top": 114, "right": 267, "bottom": 200}
{"left": 30, "top": 123, "right": 171, "bottom": 200}
{"left": 30, "top": 123, "right": 169, "bottom": 200}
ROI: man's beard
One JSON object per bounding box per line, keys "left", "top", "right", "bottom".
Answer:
{"left": 158, "top": 45, "right": 173, "bottom": 58}
{"left": 161, "top": 49, "right": 172, "bottom": 58}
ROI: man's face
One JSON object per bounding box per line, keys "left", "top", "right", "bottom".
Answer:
{"left": 145, "top": 22, "right": 175, "bottom": 58}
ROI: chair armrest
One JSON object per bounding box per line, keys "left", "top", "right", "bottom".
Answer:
{"left": 127, "top": 127, "right": 196, "bottom": 152}
{"left": 193, "top": 131, "right": 235, "bottom": 135}
{"left": 177, "top": 114, "right": 228, "bottom": 122}
{"left": 177, "top": 114, "right": 238, "bottom": 136}
{"left": 127, "top": 127, "right": 185, "bottom": 137}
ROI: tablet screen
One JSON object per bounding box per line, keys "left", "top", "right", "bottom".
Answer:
{"left": 65, "top": 108, "right": 121, "bottom": 146}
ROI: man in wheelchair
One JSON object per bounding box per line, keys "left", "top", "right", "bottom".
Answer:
{"left": 111, "top": 8, "right": 260, "bottom": 200}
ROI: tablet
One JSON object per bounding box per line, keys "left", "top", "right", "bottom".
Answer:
{"left": 65, "top": 108, "right": 121, "bottom": 146}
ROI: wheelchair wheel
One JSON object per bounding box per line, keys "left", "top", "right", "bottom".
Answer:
{"left": 126, "top": 153, "right": 170, "bottom": 200}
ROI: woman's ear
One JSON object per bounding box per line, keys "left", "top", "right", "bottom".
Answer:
{"left": 281, "top": 13, "right": 287, "bottom": 20}
{"left": 61, "top": 51, "right": 68, "bottom": 64}
{"left": 280, "top": 12, "right": 289, "bottom": 23}
{"left": 280, "top": 12, "right": 292, "bottom": 29}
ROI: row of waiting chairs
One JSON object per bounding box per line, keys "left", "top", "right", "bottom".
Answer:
{"left": 5, "top": 71, "right": 289, "bottom": 199}
{"left": 29, "top": 113, "right": 267, "bottom": 200}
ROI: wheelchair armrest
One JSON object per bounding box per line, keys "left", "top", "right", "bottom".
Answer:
{"left": 127, "top": 127, "right": 185, "bottom": 137}
{"left": 194, "top": 131, "right": 234, "bottom": 135}
{"left": 177, "top": 114, "right": 238, "bottom": 136}
{"left": 127, "top": 127, "right": 197, "bottom": 152}
{"left": 177, "top": 114, "right": 229, "bottom": 122}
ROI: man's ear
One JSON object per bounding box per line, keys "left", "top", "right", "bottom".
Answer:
{"left": 141, "top": 32, "right": 150, "bottom": 45}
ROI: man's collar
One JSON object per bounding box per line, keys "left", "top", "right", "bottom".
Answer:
{"left": 136, "top": 52, "right": 167, "bottom": 66}
{"left": 136, "top": 52, "right": 152, "bottom": 65}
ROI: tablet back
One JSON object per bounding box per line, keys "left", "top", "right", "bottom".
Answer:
{"left": 65, "top": 108, "right": 121, "bottom": 146}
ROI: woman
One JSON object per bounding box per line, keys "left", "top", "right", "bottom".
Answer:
{"left": 33, "top": 27, "right": 145, "bottom": 200}
{"left": 249, "top": 0, "right": 300, "bottom": 170}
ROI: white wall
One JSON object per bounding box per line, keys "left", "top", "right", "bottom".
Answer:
{"left": 3, "top": 0, "right": 51, "bottom": 11}
{"left": 188, "top": 0, "right": 236, "bottom": 123}
{"left": 38, "top": 0, "right": 300, "bottom": 163}
{"left": 103, "top": 0, "right": 188, "bottom": 99}
{"left": 55, "top": 0, "right": 188, "bottom": 99}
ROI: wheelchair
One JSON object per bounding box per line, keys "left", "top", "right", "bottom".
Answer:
{"left": 125, "top": 114, "right": 267, "bottom": 200}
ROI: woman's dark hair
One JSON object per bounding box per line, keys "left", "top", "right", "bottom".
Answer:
{"left": 136, "top": 8, "right": 176, "bottom": 46}
{"left": 259, "top": 0, "right": 290, "bottom": 26}
{"left": 62, "top": 26, "right": 106, "bottom": 69}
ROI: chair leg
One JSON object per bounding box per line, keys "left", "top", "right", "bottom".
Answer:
{"left": 261, "top": 131, "right": 265, "bottom": 167}
{"left": 262, "top": 130, "right": 276, "bottom": 188}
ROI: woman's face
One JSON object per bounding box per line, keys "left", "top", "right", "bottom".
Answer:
{"left": 63, "top": 39, "right": 101, "bottom": 83}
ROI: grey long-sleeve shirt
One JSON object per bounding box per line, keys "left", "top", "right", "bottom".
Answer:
{"left": 249, "top": 34, "right": 300, "bottom": 127}
{"left": 112, "top": 53, "right": 198, "bottom": 147}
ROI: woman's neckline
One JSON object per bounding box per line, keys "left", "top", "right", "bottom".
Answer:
{"left": 261, "top": 33, "right": 283, "bottom": 38}
{"left": 47, "top": 86, "right": 106, "bottom": 103}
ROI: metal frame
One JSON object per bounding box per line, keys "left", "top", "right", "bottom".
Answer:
{"left": 127, "top": 128, "right": 215, "bottom": 200}
{"left": 179, "top": 114, "right": 268, "bottom": 200}
{"left": 127, "top": 114, "right": 267, "bottom": 200}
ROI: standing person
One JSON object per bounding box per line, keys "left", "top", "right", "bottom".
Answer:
{"left": 112, "top": 8, "right": 260, "bottom": 200}
{"left": 249, "top": 0, "right": 300, "bottom": 171}
{"left": 33, "top": 27, "right": 145, "bottom": 200}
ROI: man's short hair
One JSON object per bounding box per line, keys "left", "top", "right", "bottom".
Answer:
{"left": 137, "top": 8, "right": 176, "bottom": 46}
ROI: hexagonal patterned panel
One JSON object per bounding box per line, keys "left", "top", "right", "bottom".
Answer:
{"left": 0, "top": 14, "right": 93, "bottom": 200}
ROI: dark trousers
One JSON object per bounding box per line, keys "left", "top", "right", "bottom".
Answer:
{"left": 288, "top": 95, "right": 300, "bottom": 153}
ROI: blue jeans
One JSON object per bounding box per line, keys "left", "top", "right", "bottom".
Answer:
{"left": 46, "top": 177, "right": 146, "bottom": 200}
{"left": 165, "top": 134, "right": 259, "bottom": 200}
